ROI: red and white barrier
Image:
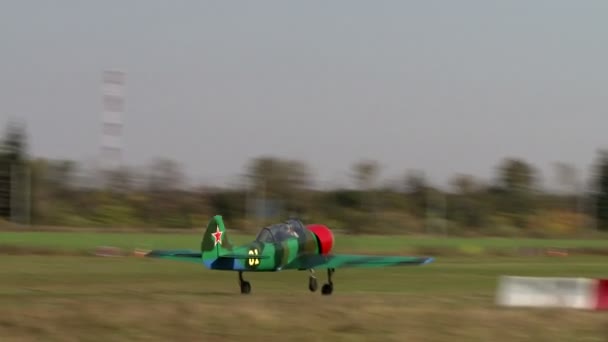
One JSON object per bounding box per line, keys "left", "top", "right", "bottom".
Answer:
{"left": 596, "top": 279, "right": 608, "bottom": 310}
{"left": 496, "top": 276, "right": 608, "bottom": 310}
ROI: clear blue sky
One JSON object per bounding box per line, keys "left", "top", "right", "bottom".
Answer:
{"left": 1, "top": 1, "right": 607, "bottom": 189}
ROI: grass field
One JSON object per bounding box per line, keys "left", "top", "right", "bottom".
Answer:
{"left": 1, "top": 230, "right": 608, "bottom": 341}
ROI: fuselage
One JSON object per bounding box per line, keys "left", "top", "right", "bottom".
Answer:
{"left": 235, "top": 227, "right": 320, "bottom": 271}
{"left": 201, "top": 218, "right": 335, "bottom": 271}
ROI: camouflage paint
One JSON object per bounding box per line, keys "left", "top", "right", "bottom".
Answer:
{"left": 201, "top": 215, "right": 321, "bottom": 272}
{"left": 146, "top": 215, "right": 434, "bottom": 271}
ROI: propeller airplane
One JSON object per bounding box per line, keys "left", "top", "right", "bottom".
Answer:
{"left": 145, "top": 215, "right": 434, "bottom": 295}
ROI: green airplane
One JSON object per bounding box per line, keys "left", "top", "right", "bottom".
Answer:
{"left": 145, "top": 215, "right": 434, "bottom": 295}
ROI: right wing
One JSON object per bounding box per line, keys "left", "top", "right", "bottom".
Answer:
{"left": 284, "top": 253, "right": 433, "bottom": 270}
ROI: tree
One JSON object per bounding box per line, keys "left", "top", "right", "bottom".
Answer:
{"left": 246, "top": 156, "right": 309, "bottom": 196}
{"left": 350, "top": 160, "right": 380, "bottom": 224}
{"left": 351, "top": 160, "right": 379, "bottom": 191}
{"left": 141, "top": 158, "right": 190, "bottom": 227}
{"left": 104, "top": 166, "right": 134, "bottom": 194}
{"left": 450, "top": 173, "right": 476, "bottom": 195}
{"left": 553, "top": 162, "right": 582, "bottom": 222}
{"left": 592, "top": 150, "right": 608, "bottom": 231}
{"left": 284, "top": 160, "right": 313, "bottom": 192}
{"left": 147, "top": 158, "right": 186, "bottom": 192}
{"left": 403, "top": 169, "right": 426, "bottom": 194}
{"left": 494, "top": 158, "right": 538, "bottom": 226}
{"left": 448, "top": 173, "right": 486, "bottom": 229}
{"left": 245, "top": 156, "right": 313, "bottom": 218}
{"left": 402, "top": 169, "right": 427, "bottom": 217}
{"left": 553, "top": 162, "right": 579, "bottom": 195}
{"left": 0, "top": 119, "right": 29, "bottom": 222}
{"left": 0, "top": 119, "right": 28, "bottom": 163}
{"left": 497, "top": 158, "right": 536, "bottom": 193}
{"left": 43, "top": 159, "right": 78, "bottom": 198}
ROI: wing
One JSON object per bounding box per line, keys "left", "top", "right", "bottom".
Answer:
{"left": 283, "top": 253, "right": 433, "bottom": 270}
{"left": 144, "top": 249, "right": 202, "bottom": 263}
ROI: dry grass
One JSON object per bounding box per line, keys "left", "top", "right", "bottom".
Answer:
{"left": 1, "top": 294, "right": 607, "bottom": 341}
{"left": 1, "top": 255, "right": 608, "bottom": 341}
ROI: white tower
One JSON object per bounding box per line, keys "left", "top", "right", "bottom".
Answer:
{"left": 100, "top": 70, "right": 125, "bottom": 171}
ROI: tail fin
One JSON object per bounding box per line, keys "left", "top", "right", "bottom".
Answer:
{"left": 201, "top": 215, "right": 234, "bottom": 260}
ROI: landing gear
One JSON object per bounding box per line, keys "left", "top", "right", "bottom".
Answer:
{"left": 308, "top": 269, "right": 318, "bottom": 292}
{"left": 238, "top": 271, "right": 251, "bottom": 294}
{"left": 321, "top": 268, "right": 334, "bottom": 295}
{"left": 321, "top": 283, "right": 333, "bottom": 295}
{"left": 307, "top": 268, "right": 334, "bottom": 295}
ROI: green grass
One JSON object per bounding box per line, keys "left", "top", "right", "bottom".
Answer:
{"left": 1, "top": 227, "right": 608, "bottom": 341}
{"left": 1, "top": 255, "right": 608, "bottom": 341}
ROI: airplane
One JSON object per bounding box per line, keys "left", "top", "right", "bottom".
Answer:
{"left": 144, "top": 215, "right": 434, "bottom": 295}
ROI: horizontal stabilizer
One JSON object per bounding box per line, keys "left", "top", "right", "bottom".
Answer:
{"left": 145, "top": 249, "right": 202, "bottom": 263}
{"left": 220, "top": 254, "right": 269, "bottom": 259}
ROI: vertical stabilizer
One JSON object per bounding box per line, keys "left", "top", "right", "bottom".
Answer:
{"left": 201, "top": 215, "right": 234, "bottom": 263}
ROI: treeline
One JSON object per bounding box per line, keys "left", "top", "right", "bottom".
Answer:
{"left": 2, "top": 120, "right": 608, "bottom": 237}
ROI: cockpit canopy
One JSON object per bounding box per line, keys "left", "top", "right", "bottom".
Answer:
{"left": 255, "top": 219, "right": 306, "bottom": 243}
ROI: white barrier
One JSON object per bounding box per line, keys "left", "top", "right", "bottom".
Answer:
{"left": 496, "top": 276, "right": 597, "bottom": 309}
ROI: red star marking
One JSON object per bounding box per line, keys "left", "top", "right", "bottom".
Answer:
{"left": 212, "top": 226, "right": 223, "bottom": 246}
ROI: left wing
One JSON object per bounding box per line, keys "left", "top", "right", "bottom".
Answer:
{"left": 144, "top": 249, "right": 202, "bottom": 263}
{"left": 283, "top": 253, "right": 433, "bottom": 270}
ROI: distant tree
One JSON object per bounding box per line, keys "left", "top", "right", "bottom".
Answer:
{"left": 553, "top": 162, "right": 579, "bottom": 195}
{"left": 494, "top": 158, "right": 538, "bottom": 226}
{"left": 552, "top": 161, "right": 582, "bottom": 219}
{"left": 592, "top": 150, "right": 608, "bottom": 231}
{"left": 0, "top": 119, "right": 28, "bottom": 163}
{"left": 147, "top": 158, "right": 186, "bottom": 192}
{"left": 403, "top": 169, "right": 427, "bottom": 194}
{"left": 140, "top": 158, "right": 189, "bottom": 227}
{"left": 350, "top": 160, "right": 380, "bottom": 221}
{"left": 27, "top": 158, "right": 51, "bottom": 224}
{"left": 247, "top": 157, "right": 279, "bottom": 196}
{"left": 245, "top": 156, "right": 313, "bottom": 217}
{"left": 104, "top": 166, "right": 134, "bottom": 194}
{"left": 283, "top": 160, "right": 314, "bottom": 215}
{"left": 246, "top": 156, "right": 311, "bottom": 195}
{"left": 402, "top": 169, "right": 427, "bottom": 217}
{"left": 450, "top": 173, "right": 476, "bottom": 195}
{"left": 208, "top": 189, "right": 247, "bottom": 224}
{"left": 448, "top": 173, "right": 486, "bottom": 229}
{"left": 45, "top": 159, "right": 78, "bottom": 196}
{"left": 0, "top": 119, "right": 29, "bottom": 222}
{"left": 351, "top": 159, "right": 380, "bottom": 191}
{"left": 497, "top": 158, "right": 536, "bottom": 193}
{"left": 284, "top": 160, "right": 313, "bottom": 192}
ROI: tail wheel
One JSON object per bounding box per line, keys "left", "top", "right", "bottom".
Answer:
{"left": 238, "top": 271, "right": 251, "bottom": 294}
{"left": 240, "top": 281, "right": 251, "bottom": 294}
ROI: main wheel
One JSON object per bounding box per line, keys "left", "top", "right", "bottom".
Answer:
{"left": 240, "top": 281, "right": 251, "bottom": 294}
{"left": 308, "top": 277, "right": 318, "bottom": 292}
{"left": 321, "top": 283, "right": 333, "bottom": 295}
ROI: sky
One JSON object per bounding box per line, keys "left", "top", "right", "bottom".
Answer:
{"left": 0, "top": 1, "right": 607, "bottom": 190}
